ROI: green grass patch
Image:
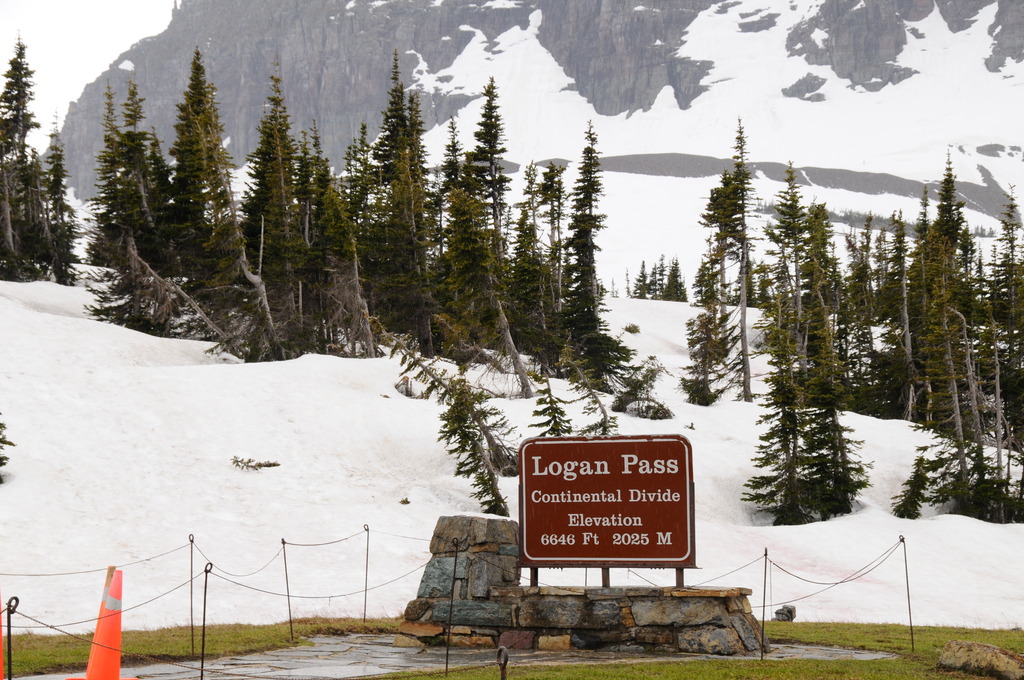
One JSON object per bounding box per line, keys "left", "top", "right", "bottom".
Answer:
{"left": 7, "top": 618, "right": 1022, "bottom": 679}
{"left": 6, "top": 617, "right": 398, "bottom": 676}
{"left": 399, "top": 621, "right": 1024, "bottom": 680}
{"left": 420, "top": 658, "right": 952, "bottom": 680}
{"left": 763, "top": 620, "right": 1024, "bottom": 664}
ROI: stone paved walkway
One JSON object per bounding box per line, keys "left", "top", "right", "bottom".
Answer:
{"left": 24, "top": 634, "right": 896, "bottom": 680}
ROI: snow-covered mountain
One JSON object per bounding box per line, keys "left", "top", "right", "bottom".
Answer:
{"left": 59, "top": 0, "right": 1024, "bottom": 237}
{"left": 1, "top": 277, "right": 1023, "bottom": 634}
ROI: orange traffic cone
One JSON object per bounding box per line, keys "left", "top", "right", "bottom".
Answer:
{"left": 67, "top": 567, "right": 138, "bottom": 680}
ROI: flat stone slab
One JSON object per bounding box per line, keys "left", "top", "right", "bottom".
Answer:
{"left": 20, "top": 634, "right": 897, "bottom": 680}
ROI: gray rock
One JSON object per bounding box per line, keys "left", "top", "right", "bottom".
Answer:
{"left": 977, "top": 143, "right": 1006, "bottom": 158}
{"left": 466, "top": 554, "right": 519, "bottom": 598}
{"left": 61, "top": 0, "right": 1021, "bottom": 198}
{"left": 631, "top": 597, "right": 729, "bottom": 628}
{"left": 497, "top": 630, "right": 535, "bottom": 650}
{"left": 518, "top": 598, "right": 621, "bottom": 629}
{"left": 403, "top": 598, "right": 432, "bottom": 622}
{"left": 416, "top": 556, "right": 468, "bottom": 599}
{"left": 773, "top": 605, "right": 796, "bottom": 622}
{"left": 676, "top": 625, "right": 745, "bottom": 656}
{"left": 429, "top": 515, "right": 519, "bottom": 554}
{"left": 782, "top": 73, "right": 827, "bottom": 100}
{"left": 428, "top": 516, "right": 520, "bottom": 553}
{"left": 430, "top": 600, "right": 514, "bottom": 628}
{"left": 938, "top": 640, "right": 1024, "bottom": 680}
{"left": 739, "top": 13, "right": 779, "bottom": 32}
{"left": 731, "top": 612, "right": 767, "bottom": 652}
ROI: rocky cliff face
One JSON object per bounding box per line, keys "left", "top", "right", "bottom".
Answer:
{"left": 60, "top": 0, "right": 1024, "bottom": 196}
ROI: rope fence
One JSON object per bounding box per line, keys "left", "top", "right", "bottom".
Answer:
{"left": 0, "top": 528, "right": 918, "bottom": 674}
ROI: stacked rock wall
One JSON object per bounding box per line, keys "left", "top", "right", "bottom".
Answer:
{"left": 396, "top": 515, "right": 767, "bottom": 656}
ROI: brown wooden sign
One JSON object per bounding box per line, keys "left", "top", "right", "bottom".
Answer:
{"left": 518, "top": 434, "right": 695, "bottom": 569}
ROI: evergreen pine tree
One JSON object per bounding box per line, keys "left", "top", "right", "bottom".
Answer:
{"left": 42, "top": 127, "right": 78, "bottom": 285}
{"left": 319, "top": 180, "right": 375, "bottom": 356}
{"left": 240, "top": 70, "right": 307, "bottom": 356}
{"left": 358, "top": 63, "right": 437, "bottom": 355}
{"left": 729, "top": 122, "right": 755, "bottom": 401}
{"left": 87, "top": 83, "right": 178, "bottom": 334}
{"left": 438, "top": 181, "right": 500, "bottom": 357}
{"left": 0, "top": 39, "right": 35, "bottom": 158}
{"left": 294, "top": 126, "right": 337, "bottom": 351}
{"left": 648, "top": 256, "right": 661, "bottom": 298}
{"left": 870, "top": 212, "right": 920, "bottom": 420}
{"left": 891, "top": 454, "right": 931, "bottom": 519}
{"left": 694, "top": 125, "right": 755, "bottom": 401}
{"left": 154, "top": 53, "right": 274, "bottom": 353}
{"left": 611, "top": 356, "right": 673, "bottom": 419}
{"left": 539, "top": 162, "right": 567, "bottom": 314}
{"left": 466, "top": 77, "right": 511, "bottom": 244}
{"left": 841, "top": 217, "right": 877, "bottom": 401}
{"left": 560, "top": 346, "right": 618, "bottom": 435}
{"left": 200, "top": 120, "right": 284, "bottom": 359}
{"left": 531, "top": 376, "right": 573, "bottom": 437}
{"left": 385, "top": 91, "right": 436, "bottom": 355}
{"left": 507, "top": 163, "right": 555, "bottom": 365}
{"left": 987, "top": 192, "right": 1024, "bottom": 490}
{"left": 341, "top": 123, "right": 378, "bottom": 264}
{"left": 801, "top": 204, "right": 869, "bottom": 519}
{"left": 438, "top": 376, "right": 511, "bottom": 516}
{"left": 633, "top": 261, "right": 649, "bottom": 298}
{"left": 437, "top": 168, "right": 533, "bottom": 396}
{"left": 560, "top": 122, "right": 631, "bottom": 389}
{"left": 0, "top": 38, "right": 64, "bottom": 282}
{"left": 167, "top": 48, "right": 231, "bottom": 289}
{"left": 906, "top": 158, "right": 1004, "bottom": 519}
{"left": 372, "top": 51, "right": 410, "bottom": 186}
{"left": 763, "top": 163, "right": 808, "bottom": 376}
{"left": 680, "top": 299, "right": 732, "bottom": 406}
{"left": 743, "top": 291, "right": 813, "bottom": 525}
{"left": 663, "top": 257, "right": 687, "bottom": 301}
{"left": 431, "top": 118, "right": 462, "bottom": 257}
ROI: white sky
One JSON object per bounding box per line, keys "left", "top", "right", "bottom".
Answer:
{"left": 0, "top": 0, "right": 173, "bottom": 147}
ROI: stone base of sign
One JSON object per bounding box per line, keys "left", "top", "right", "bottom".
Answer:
{"left": 396, "top": 515, "right": 767, "bottom": 656}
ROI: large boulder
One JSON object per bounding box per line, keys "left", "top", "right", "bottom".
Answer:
{"left": 938, "top": 640, "right": 1024, "bottom": 680}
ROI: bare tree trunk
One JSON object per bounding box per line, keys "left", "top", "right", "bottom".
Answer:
{"left": 792, "top": 251, "right": 808, "bottom": 376}
{"left": 239, "top": 256, "right": 284, "bottom": 356}
{"left": 208, "top": 138, "right": 284, "bottom": 360}
{"left": 33, "top": 176, "right": 58, "bottom": 272}
{"left": 328, "top": 250, "right": 376, "bottom": 356}
{"left": 738, "top": 238, "right": 753, "bottom": 402}
{"left": 382, "top": 327, "right": 517, "bottom": 474}
{"left": 952, "top": 309, "right": 984, "bottom": 449}
{"left": 550, "top": 217, "right": 563, "bottom": 314}
{"left": 900, "top": 254, "right": 917, "bottom": 420}
{"left": 126, "top": 236, "right": 229, "bottom": 341}
{"left": 1, "top": 166, "right": 16, "bottom": 254}
{"left": 492, "top": 292, "right": 533, "bottom": 398}
{"left": 565, "top": 350, "right": 615, "bottom": 433}
{"left": 990, "top": 313, "right": 1007, "bottom": 523}
{"left": 132, "top": 168, "right": 159, "bottom": 237}
{"left": 940, "top": 308, "right": 970, "bottom": 495}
